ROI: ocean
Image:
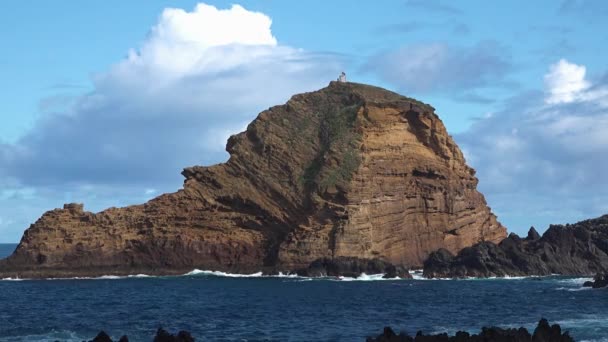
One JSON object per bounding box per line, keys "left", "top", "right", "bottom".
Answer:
{"left": 0, "top": 243, "right": 606, "bottom": 342}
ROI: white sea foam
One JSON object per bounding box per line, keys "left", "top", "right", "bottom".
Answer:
{"left": 96, "top": 275, "right": 122, "bottom": 280}
{"left": 184, "top": 269, "right": 405, "bottom": 281}
{"left": 333, "top": 273, "right": 394, "bottom": 281}
{"left": 409, "top": 269, "right": 426, "bottom": 280}
{"left": 407, "top": 269, "right": 538, "bottom": 281}
{"left": 185, "top": 269, "right": 264, "bottom": 277}
{"left": 3, "top": 268, "right": 561, "bottom": 282}
{"left": 406, "top": 269, "right": 452, "bottom": 280}
{"left": 481, "top": 275, "right": 528, "bottom": 280}
{"left": 62, "top": 273, "right": 154, "bottom": 281}
{"left": 555, "top": 277, "right": 593, "bottom": 285}
{"left": 0, "top": 273, "right": 155, "bottom": 282}
{"left": 0, "top": 277, "right": 23, "bottom": 281}
{"left": 554, "top": 286, "right": 592, "bottom": 292}
{"left": 129, "top": 273, "right": 152, "bottom": 278}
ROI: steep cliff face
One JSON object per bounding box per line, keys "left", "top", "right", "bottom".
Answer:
{"left": 0, "top": 82, "right": 506, "bottom": 278}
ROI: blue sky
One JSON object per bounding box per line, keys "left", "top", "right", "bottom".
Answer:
{"left": 1, "top": 0, "right": 607, "bottom": 242}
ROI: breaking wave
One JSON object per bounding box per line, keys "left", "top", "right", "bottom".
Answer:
{"left": 554, "top": 286, "right": 592, "bottom": 292}
{"left": 184, "top": 269, "right": 401, "bottom": 281}
{"left": 185, "top": 269, "right": 265, "bottom": 278}
{"left": 555, "top": 277, "right": 593, "bottom": 285}
{"left": 1, "top": 269, "right": 594, "bottom": 284}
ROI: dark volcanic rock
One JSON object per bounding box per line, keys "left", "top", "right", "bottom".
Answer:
{"left": 87, "top": 329, "right": 192, "bottom": 342}
{"left": 90, "top": 331, "right": 113, "bottom": 342}
{"left": 295, "top": 256, "right": 411, "bottom": 278}
{"left": 0, "top": 82, "right": 506, "bottom": 279}
{"left": 527, "top": 227, "right": 541, "bottom": 241}
{"left": 153, "top": 328, "right": 194, "bottom": 342}
{"left": 582, "top": 273, "right": 608, "bottom": 288}
{"left": 367, "top": 319, "right": 573, "bottom": 342}
{"left": 424, "top": 215, "right": 608, "bottom": 278}
{"left": 89, "top": 332, "right": 129, "bottom": 342}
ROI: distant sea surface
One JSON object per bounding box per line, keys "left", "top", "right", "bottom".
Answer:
{"left": 0, "top": 242, "right": 606, "bottom": 341}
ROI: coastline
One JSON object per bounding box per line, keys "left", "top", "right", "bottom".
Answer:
{"left": 0, "top": 265, "right": 595, "bottom": 282}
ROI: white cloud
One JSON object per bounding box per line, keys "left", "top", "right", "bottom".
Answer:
{"left": 458, "top": 60, "right": 608, "bottom": 235}
{"left": 2, "top": 2, "right": 343, "bottom": 186}
{"left": 544, "top": 59, "right": 590, "bottom": 104}
{"left": 0, "top": 3, "right": 344, "bottom": 241}
{"left": 114, "top": 4, "right": 278, "bottom": 79}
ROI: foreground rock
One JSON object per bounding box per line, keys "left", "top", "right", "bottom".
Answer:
{"left": 294, "top": 256, "right": 411, "bottom": 278}
{"left": 583, "top": 273, "right": 608, "bottom": 288}
{"left": 90, "top": 328, "right": 193, "bottom": 342}
{"left": 367, "top": 319, "right": 573, "bottom": 342}
{"left": 424, "top": 215, "right": 608, "bottom": 278}
{"left": 0, "top": 82, "right": 506, "bottom": 279}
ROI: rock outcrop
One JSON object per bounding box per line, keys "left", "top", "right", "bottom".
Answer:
{"left": 90, "top": 328, "right": 193, "bottom": 342}
{"left": 0, "top": 82, "right": 505, "bottom": 278}
{"left": 583, "top": 273, "right": 608, "bottom": 289}
{"left": 367, "top": 319, "right": 574, "bottom": 342}
{"left": 294, "top": 256, "right": 411, "bottom": 278}
{"left": 424, "top": 215, "right": 608, "bottom": 278}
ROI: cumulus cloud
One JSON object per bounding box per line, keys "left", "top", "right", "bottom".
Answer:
{"left": 544, "top": 59, "right": 590, "bottom": 104}
{"left": 1, "top": 3, "right": 342, "bottom": 188}
{"left": 0, "top": 3, "right": 343, "bottom": 241}
{"left": 457, "top": 59, "right": 608, "bottom": 234}
{"left": 364, "top": 41, "right": 512, "bottom": 94}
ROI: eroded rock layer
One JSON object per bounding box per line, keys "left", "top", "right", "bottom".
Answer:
{"left": 0, "top": 82, "right": 506, "bottom": 278}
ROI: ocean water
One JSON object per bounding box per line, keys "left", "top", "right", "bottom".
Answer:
{"left": 0, "top": 243, "right": 607, "bottom": 342}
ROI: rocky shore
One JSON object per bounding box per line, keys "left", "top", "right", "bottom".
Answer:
{"left": 86, "top": 319, "right": 574, "bottom": 342}
{"left": 0, "top": 256, "right": 410, "bottom": 280}
{"left": 423, "top": 215, "right": 608, "bottom": 278}
{"left": 293, "top": 256, "right": 411, "bottom": 278}
{"left": 367, "top": 319, "right": 573, "bottom": 342}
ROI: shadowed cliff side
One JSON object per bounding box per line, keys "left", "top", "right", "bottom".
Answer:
{"left": 424, "top": 215, "right": 608, "bottom": 278}
{"left": 0, "top": 82, "right": 506, "bottom": 278}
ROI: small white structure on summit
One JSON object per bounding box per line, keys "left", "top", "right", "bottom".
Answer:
{"left": 337, "top": 72, "right": 347, "bottom": 83}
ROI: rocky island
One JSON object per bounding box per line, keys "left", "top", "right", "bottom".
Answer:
{"left": 0, "top": 82, "right": 506, "bottom": 279}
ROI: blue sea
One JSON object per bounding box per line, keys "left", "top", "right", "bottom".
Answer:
{"left": 0, "top": 243, "right": 606, "bottom": 341}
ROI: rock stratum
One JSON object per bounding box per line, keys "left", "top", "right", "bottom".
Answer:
{"left": 0, "top": 82, "right": 506, "bottom": 278}
{"left": 424, "top": 215, "right": 608, "bottom": 278}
